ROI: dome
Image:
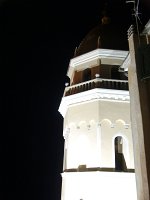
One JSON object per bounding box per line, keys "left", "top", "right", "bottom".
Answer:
{"left": 74, "top": 17, "right": 128, "bottom": 57}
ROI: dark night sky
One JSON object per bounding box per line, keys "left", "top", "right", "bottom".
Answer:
{"left": 1, "top": 1, "right": 149, "bottom": 200}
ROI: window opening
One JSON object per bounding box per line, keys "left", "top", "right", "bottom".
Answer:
{"left": 115, "top": 136, "right": 127, "bottom": 171}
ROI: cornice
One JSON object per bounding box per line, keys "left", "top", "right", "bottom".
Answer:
{"left": 67, "top": 49, "right": 129, "bottom": 79}
{"left": 69, "top": 49, "right": 129, "bottom": 68}
{"left": 58, "top": 88, "right": 130, "bottom": 117}
{"left": 119, "top": 53, "right": 130, "bottom": 72}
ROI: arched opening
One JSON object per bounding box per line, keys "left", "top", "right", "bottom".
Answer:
{"left": 83, "top": 68, "right": 91, "bottom": 82}
{"left": 114, "top": 136, "right": 127, "bottom": 171}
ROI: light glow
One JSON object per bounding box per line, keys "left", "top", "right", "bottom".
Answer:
{"left": 61, "top": 171, "right": 137, "bottom": 200}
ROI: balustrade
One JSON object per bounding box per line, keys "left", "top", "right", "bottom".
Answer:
{"left": 64, "top": 78, "right": 128, "bottom": 96}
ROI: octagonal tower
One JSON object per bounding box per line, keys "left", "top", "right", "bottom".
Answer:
{"left": 59, "top": 16, "right": 137, "bottom": 200}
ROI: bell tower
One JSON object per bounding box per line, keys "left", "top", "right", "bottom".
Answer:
{"left": 59, "top": 20, "right": 137, "bottom": 200}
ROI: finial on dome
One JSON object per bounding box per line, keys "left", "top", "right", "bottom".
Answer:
{"left": 101, "top": 2, "right": 111, "bottom": 24}
{"left": 101, "top": 15, "right": 111, "bottom": 24}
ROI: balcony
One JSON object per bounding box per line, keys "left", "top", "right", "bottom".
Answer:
{"left": 64, "top": 78, "right": 128, "bottom": 97}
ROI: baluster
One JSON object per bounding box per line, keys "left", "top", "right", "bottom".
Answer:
{"left": 70, "top": 88, "right": 72, "bottom": 95}
{"left": 88, "top": 82, "right": 91, "bottom": 90}
{"left": 75, "top": 86, "right": 78, "bottom": 94}
{"left": 80, "top": 85, "right": 83, "bottom": 92}
{"left": 98, "top": 81, "right": 101, "bottom": 88}
{"left": 101, "top": 80, "right": 104, "bottom": 88}
{"left": 78, "top": 85, "right": 81, "bottom": 92}
{"left": 120, "top": 82, "right": 123, "bottom": 90}
{"left": 94, "top": 80, "right": 98, "bottom": 88}
{"left": 78, "top": 85, "right": 80, "bottom": 92}
{"left": 118, "top": 82, "right": 121, "bottom": 90}
{"left": 110, "top": 81, "right": 112, "bottom": 89}
{"left": 107, "top": 81, "right": 110, "bottom": 89}
{"left": 92, "top": 81, "right": 95, "bottom": 89}
{"left": 104, "top": 81, "right": 106, "bottom": 88}
{"left": 86, "top": 83, "right": 88, "bottom": 91}
{"left": 74, "top": 87, "right": 77, "bottom": 94}
{"left": 111, "top": 81, "right": 114, "bottom": 89}
{"left": 115, "top": 81, "right": 118, "bottom": 90}
{"left": 83, "top": 84, "right": 85, "bottom": 91}
{"left": 72, "top": 87, "right": 75, "bottom": 94}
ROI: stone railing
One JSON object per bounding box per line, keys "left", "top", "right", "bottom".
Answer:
{"left": 64, "top": 78, "right": 128, "bottom": 96}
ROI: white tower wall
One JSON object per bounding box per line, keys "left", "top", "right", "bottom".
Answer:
{"left": 61, "top": 172, "right": 137, "bottom": 200}
{"left": 63, "top": 98, "right": 134, "bottom": 170}
{"left": 59, "top": 49, "right": 137, "bottom": 200}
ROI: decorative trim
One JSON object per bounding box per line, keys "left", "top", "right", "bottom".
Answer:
{"left": 61, "top": 168, "right": 135, "bottom": 177}
{"left": 67, "top": 49, "right": 129, "bottom": 78}
{"left": 119, "top": 54, "right": 130, "bottom": 72}
{"left": 59, "top": 88, "right": 130, "bottom": 117}
{"left": 69, "top": 49, "right": 129, "bottom": 68}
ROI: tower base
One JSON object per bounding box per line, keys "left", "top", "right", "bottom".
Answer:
{"left": 61, "top": 171, "right": 137, "bottom": 200}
